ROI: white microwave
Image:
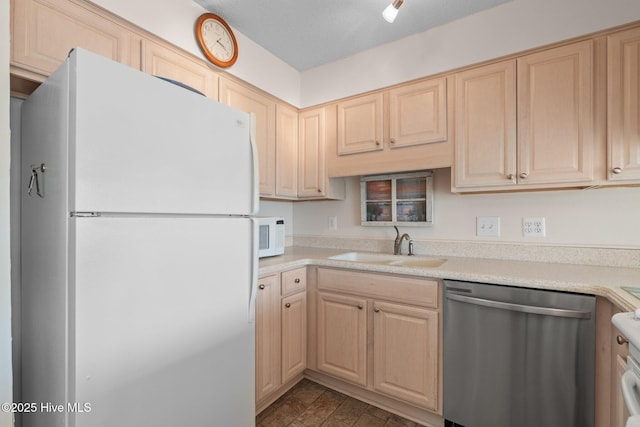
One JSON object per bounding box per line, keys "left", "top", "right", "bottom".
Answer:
{"left": 257, "top": 217, "right": 285, "bottom": 258}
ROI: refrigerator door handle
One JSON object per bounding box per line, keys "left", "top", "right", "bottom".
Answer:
{"left": 249, "top": 113, "right": 259, "bottom": 216}
{"left": 248, "top": 218, "right": 259, "bottom": 323}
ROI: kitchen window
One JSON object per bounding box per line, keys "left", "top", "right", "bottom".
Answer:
{"left": 360, "top": 171, "right": 434, "bottom": 226}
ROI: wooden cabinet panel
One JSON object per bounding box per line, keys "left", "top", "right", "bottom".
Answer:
{"left": 275, "top": 104, "right": 298, "bottom": 198}
{"left": 141, "top": 40, "right": 217, "bottom": 99}
{"left": 282, "top": 292, "right": 307, "bottom": 383}
{"left": 389, "top": 77, "right": 447, "bottom": 149}
{"left": 255, "top": 274, "right": 281, "bottom": 402}
{"left": 373, "top": 301, "right": 439, "bottom": 410}
{"left": 219, "top": 77, "right": 276, "bottom": 196}
{"left": 317, "top": 292, "right": 368, "bottom": 387}
{"left": 608, "top": 27, "right": 640, "bottom": 182}
{"left": 11, "top": 0, "right": 137, "bottom": 79}
{"left": 281, "top": 267, "right": 306, "bottom": 297}
{"left": 337, "top": 93, "right": 384, "bottom": 155}
{"left": 453, "top": 60, "right": 517, "bottom": 189}
{"left": 298, "top": 107, "right": 326, "bottom": 197}
{"left": 517, "top": 40, "right": 595, "bottom": 185}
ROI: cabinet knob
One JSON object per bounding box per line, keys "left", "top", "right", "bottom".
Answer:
{"left": 519, "top": 172, "right": 528, "bottom": 179}
{"left": 375, "top": 140, "right": 381, "bottom": 146}
{"left": 294, "top": 278, "right": 300, "bottom": 283}
{"left": 390, "top": 138, "right": 396, "bottom": 144}
{"left": 506, "top": 174, "right": 514, "bottom": 180}
{"left": 612, "top": 167, "right": 623, "bottom": 174}
{"left": 374, "top": 307, "right": 380, "bottom": 313}
{"left": 259, "top": 284, "right": 265, "bottom": 290}
{"left": 317, "top": 188, "right": 322, "bottom": 193}
{"left": 617, "top": 335, "right": 629, "bottom": 345}
{"left": 357, "top": 304, "right": 363, "bottom": 310}
{"left": 285, "top": 303, "right": 291, "bottom": 308}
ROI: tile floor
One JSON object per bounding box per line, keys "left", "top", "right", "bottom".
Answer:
{"left": 256, "top": 379, "right": 427, "bottom": 427}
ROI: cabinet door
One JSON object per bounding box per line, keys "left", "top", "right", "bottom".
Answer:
{"left": 372, "top": 301, "right": 439, "bottom": 411}
{"left": 317, "top": 292, "right": 367, "bottom": 387}
{"left": 389, "top": 77, "right": 447, "bottom": 149}
{"left": 219, "top": 77, "right": 276, "bottom": 196}
{"left": 255, "top": 275, "right": 281, "bottom": 403}
{"left": 608, "top": 27, "right": 640, "bottom": 182}
{"left": 11, "top": 0, "right": 137, "bottom": 79}
{"left": 298, "top": 107, "right": 327, "bottom": 197}
{"left": 281, "top": 292, "right": 307, "bottom": 383}
{"left": 275, "top": 104, "right": 298, "bottom": 198}
{"left": 337, "top": 93, "right": 384, "bottom": 155}
{"left": 453, "top": 60, "right": 517, "bottom": 189}
{"left": 141, "top": 40, "right": 218, "bottom": 99}
{"left": 517, "top": 40, "right": 595, "bottom": 185}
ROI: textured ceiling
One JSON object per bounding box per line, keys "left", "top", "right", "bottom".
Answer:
{"left": 193, "top": 0, "right": 512, "bottom": 71}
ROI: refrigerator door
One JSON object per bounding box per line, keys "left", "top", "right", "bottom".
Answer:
{"left": 68, "top": 49, "right": 257, "bottom": 215}
{"left": 71, "top": 216, "right": 255, "bottom": 427}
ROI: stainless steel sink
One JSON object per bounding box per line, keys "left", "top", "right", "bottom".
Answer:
{"left": 328, "top": 252, "right": 446, "bottom": 268}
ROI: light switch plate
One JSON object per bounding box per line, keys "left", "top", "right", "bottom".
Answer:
{"left": 476, "top": 216, "right": 500, "bottom": 236}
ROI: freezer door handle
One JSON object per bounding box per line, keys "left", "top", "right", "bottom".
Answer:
{"left": 249, "top": 113, "right": 259, "bottom": 216}
{"left": 622, "top": 369, "right": 640, "bottom": 416}
{"left": 446, "top": 292, "right": 592, "bottom": 319}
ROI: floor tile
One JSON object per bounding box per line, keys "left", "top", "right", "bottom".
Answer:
{"left": 257, "top": 380, "right": 422, "bottom": 427}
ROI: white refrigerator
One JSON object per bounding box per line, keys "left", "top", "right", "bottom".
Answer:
{"left": 20, "top": 48, "right": 259, "bottom": 427}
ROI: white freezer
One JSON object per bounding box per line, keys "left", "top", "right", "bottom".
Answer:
{"left": 32, "top": 48, "right": 258, "bottom": 215}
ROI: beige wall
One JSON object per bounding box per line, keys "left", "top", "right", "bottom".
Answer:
{"left": 1, "top": 0, "right": 14, "bottom": 424}
{"left": 291, "top": 170, "right": 640, "bottom": 249}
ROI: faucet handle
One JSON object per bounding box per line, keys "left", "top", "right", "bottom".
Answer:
{"left": 408, "top": 240, "right": 414, "bottom": 256}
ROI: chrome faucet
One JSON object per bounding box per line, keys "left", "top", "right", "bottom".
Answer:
{"left": 393, "top": 226, "right": 411, "bottom": 255}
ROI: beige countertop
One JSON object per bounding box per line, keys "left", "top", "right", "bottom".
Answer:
{"left": 259, "top": 246, "right": 640, "bottom": 311}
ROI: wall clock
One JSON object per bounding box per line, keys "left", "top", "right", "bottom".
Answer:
{"left": 195, "top": 13, "right": 238, "bottom": 68}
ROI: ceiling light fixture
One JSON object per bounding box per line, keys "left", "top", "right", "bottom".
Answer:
{"left": 382, "top": 0, "right": 404, "bottom": 23}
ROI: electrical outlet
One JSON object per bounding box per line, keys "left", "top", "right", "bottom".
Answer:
{"left": 476, "top": 216, "right": 500, "bottom": 236}
{"left": 523, "top": 217, "right": 546, "bottom": 237}
{"left": 328, "top": 216, "right": 338, "bottom": 231}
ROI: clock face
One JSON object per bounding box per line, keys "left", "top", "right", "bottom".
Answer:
{"left": 196, "top": 14, "right": 238, "bottom": 67}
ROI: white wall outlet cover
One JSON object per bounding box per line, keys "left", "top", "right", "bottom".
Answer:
{"left": 523, "top": 217, "right": 546, "bottom": 237}
{"left": 328, "top": 215, "right": 338, "bottom": 231}
{"left": 476, "top": 216, "right": 500, "bottom": 236}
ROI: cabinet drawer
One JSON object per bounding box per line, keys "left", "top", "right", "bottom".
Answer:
{"left": 281, "top": 267, "right": 306, "bottom": 296}
{"left": 317, "top": 268, "right": 439, "bottom": 308}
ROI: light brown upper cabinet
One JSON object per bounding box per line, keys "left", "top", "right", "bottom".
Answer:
{"left": 607, "top": 26, "right": 640, "bottom": 182}
{"left": 11, "top": 0, "right": 140, "bottom": 81}
{"left": 329, "top": 78, "right": 452, "bottom": 177}
{"left": 219, "top": 77, "right": 277, "bottom": 197}
{"left": 275, "top": 104, "right": 299, "bottom": 198}
{"left": 299, "top": 105, "right": 346, "bottom": 199}
{"left": 337, "top": 92, "right": 385, "bottom": 155}
{"left": 453, "top": 60, "right": 517, "bottom": 189}
{"left": 141, "top": 40, "right": 218, "bottom": 99}
{"left": 388, "top": 78, "right": 447, "bottom": 149}
{"left": 453, "top": 40, "right": 596, "bottom": 191}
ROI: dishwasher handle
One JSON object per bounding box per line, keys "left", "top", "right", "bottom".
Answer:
{"left": 446, "top": 292, "right": 592, "bottom": 319}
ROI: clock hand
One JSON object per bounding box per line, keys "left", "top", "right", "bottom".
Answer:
{"left": 216, "top": 39, "right": 229, "bottom": 53}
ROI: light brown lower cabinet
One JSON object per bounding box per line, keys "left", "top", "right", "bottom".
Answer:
{"left": 312, "top": 268, "right": 441, "bottom": 415}
{"left": 255, "top": 268, "right": 307, "bottom": 413}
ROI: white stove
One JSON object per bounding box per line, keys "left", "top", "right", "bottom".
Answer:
{"left": 612, "top": 310, "right": 640, "bottom": 427}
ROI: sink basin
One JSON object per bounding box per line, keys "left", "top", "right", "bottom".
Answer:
{"left": 328, "top": 252, "right": 446, "bottom": 268}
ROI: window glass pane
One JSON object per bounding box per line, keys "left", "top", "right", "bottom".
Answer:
{"left": 397, "top": 177, "right": 426, "bottom": 199}
{"left": 366, "top": 202, "right": 392, "bottom": 222}
{"left": 366, "top": 180, "right": 392, "bottom": 201}
{"left": 396, "top": 201, "right": 426, "bottom": 222}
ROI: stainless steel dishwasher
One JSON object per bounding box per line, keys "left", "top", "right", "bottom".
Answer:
{"left": 443, "top": 280, "right": 595, "bottom": 427}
